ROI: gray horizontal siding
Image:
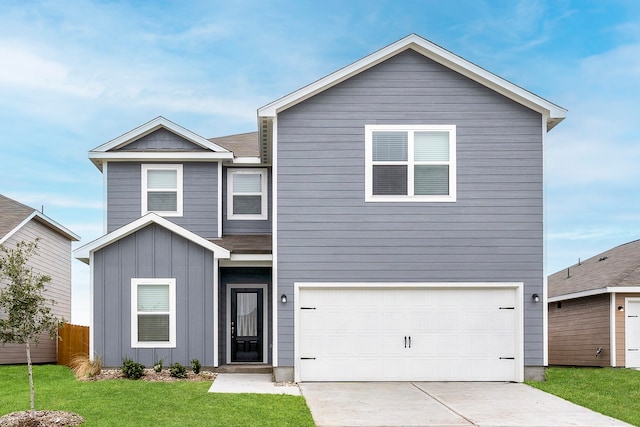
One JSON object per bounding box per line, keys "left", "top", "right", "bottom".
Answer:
{"left": 93, "top": 223, "right": 214, "bottom": 367}
{"left": 276, "top": 49, "right": 544, "bottom": 367}
{"left": 119, "top": 128, "right": 207, "bottom": 151}
{"left": 107, "top": 162, "right": 219, "bottom": 238}
{"left": 0, "top": 220, "right": 73, "bottom": 364}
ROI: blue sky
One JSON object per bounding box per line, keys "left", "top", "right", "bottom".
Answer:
{"left": 2, "top": 0, "right": 640, "bottom": 325}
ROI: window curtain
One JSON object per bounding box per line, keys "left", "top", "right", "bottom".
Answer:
{"left": 237, "top": 293, "right": 258, "bottom": 337}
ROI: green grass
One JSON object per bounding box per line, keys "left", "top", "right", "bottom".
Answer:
{"left": 527, "top": 367, "right": 640, "bottom": 426}
{"left": 0, "top": 365, "right": 315, "bottom": 426}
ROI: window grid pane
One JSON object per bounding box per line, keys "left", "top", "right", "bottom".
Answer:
{"left": 137, "top": 284, "right": 170, "bottom": 312}
{"left": 147, "top": 192, "right": 177, "bottom": 211}
{"left": 138, "top": 314, "right": 170, "bottom": 341}
{"left": 372, "top": 131, "right": 408, "bottom": 161}
{"left": 414, "top": 165, "right": 449, "bottom": 195}
{"left": 233, "top": 173, "right": 261, "bottom": 193}
{"left": 233, "top": 195, "right": 262, "bottom": 214}
{"left": 414, "top": 131, "right": 449, "bottom": 161}
{"left": 147, "top": 170, "right": 177, "bottom": 189}
{"left": 373, "top": 165, "right": 407, "bottom": 195}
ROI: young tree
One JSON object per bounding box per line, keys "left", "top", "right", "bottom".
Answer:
{"left": 0, "top": 239, "right": 61, "bottom": 418}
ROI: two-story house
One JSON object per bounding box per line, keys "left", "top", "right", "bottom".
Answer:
{"left": 74, "top": 34, "right": 566, "bottom": 382}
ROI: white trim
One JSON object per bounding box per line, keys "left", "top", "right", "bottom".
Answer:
{"left": 258, "top": 34, "right": 566, "bottom": 131}
{"left": 625, "top": 297, "right": 640, "bottom": 367}
{"left": 90, "top": 151, "right": 233, "bottom": 163}
{"left": 141, "top": 164, "right": 183, "bottom": 217}
{"left": 232, "top": 157, "right": 262, "bottom": 164}
{"left": 271, "top": 116, "right": 278, "bottom": 367}
{"left": 365, "top": 124, "right": 456, "bottom": 202}
{"left": 611, "top": 293, "right": 617, "bottom": 367}
{"left": 213, "top": 258, "right": 219, "bottom": 367}
{"left": 217, "top": 161, "right": 223, "bottom": 238}
{"left": 542, "top": 116, "right": 548, "bottom": 367}
{"left": 226, "top": 283, "right": 269, "bottom": 364}
{"left": 103, "top": 162, "right": 108, "bottom": 234}
{"left": 294, "top": 282, "right": 524, "bottom": 383}
{"left": 89, "top": 252, "right": 95, "bottom": 361}
{"left": 131, "top": 278, "right": 176, "bottom": 348}
{"left": 549, "top": 287, "right": 640, "bottom": 302}
{"left": 0, "top": 210, "right": 80, "bottom": 245}
{"left": 226, "top": 168, "right": 268, "bottom": 220}
{"left": 73, "top": 213, "right": 231, "bottom": 263}
{"left": 92, "top": 116, "right": 231, "bottom": 153}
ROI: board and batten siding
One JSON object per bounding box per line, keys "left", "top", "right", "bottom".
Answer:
{"left": 275, "top": 49, "right": 544, "bottom": 367}
{"left": 93, "top": 223, "right": 215, "bottom": 367}
{"left": 106, "top": 162, "right": 219, "bottom": 238}
{"left": 548, "top": 294, "right": 610, "bottom": 366}
{"left": 0, "top": 219, "right": 72, "bottom": 364}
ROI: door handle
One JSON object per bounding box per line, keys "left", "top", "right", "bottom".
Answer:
{"left": 404, "top": 336, "right": 407, "bottom": 348}
{"left": 408, "top": 336, "right": 411, "bottom": 348}
{"left": 231, "top": 321, "right": 235, "bottom": 339}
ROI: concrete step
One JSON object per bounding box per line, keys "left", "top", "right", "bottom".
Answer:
{"left": 216, "top": 364, "right": 273, "bottom": 374}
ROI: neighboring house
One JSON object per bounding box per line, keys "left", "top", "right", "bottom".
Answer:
{"left": 74, "top": 34, "right": 566, "bottom": 382}
{"left": 0, "top": 194, "right": 79, "bottom": 364}
{"left": 548, "top": 239, "right": 640, "bottom": 368}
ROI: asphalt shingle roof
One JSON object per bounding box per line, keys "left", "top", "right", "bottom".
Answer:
{"left": 548, "top": 239, "right": 640, "bottom": 298}
{"left": 0, "top": 194, "right": 36, "bottom": 239}
{"left": 208, "top": 132, "right": 259, "bottom": 158}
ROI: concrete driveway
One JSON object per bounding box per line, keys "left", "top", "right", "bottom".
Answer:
{"left": 299, "top": 382, "right": 631, "bottom": 427}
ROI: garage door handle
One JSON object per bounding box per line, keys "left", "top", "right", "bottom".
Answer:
{"left": 404, "top": 336, "right": 407, "bottom": 348}
{"left": 408, "top": 336, "right": 411, "bottom": 348}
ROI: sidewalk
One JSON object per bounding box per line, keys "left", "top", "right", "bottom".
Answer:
{"left": 207, "top": 373, "right": 301, "bottom": 395}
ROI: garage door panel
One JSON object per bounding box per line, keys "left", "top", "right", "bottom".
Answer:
{"left": 297, "top": 286, "right": 520, "bottom": 382}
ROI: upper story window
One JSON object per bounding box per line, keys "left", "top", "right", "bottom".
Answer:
{"left": 365, "top": 125, "right": 456, "bottom": 202}
{"left": 227, "top": 168, "right": 268, "bottom": 220}
{"left": 141, "top": 164, "right": 183, "bottom": 216}
{"left": 131, "top": 278, "right": 176, "bottom": 348}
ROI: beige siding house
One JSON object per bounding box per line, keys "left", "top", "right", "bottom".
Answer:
{"left": 548, "top": 239, "right": 640, "bottom": 367}
{"left": 0, "top": 194, "right": 79, "bottom": 364}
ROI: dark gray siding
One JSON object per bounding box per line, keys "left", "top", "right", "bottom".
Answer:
{"left": 222, "top": 167, "right": 273, "bottom": 234}
{"left": 276, "top": 49, "right": 544, "bottom": 366}
{"left": 119, "top": 128, "right": 207, "bottom": 151}
{"left": 218, "top": 267, "right": 272, "bottom": 365}
{"left": 107, "top": 162, "right": 219, "bottom": 238}
{"left": 93, "top": 223, "right": 215, "bottom": 367}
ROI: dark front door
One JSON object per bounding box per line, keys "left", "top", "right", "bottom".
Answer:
{"left": 231, "top": 288, "right": 263, "bottom": 362}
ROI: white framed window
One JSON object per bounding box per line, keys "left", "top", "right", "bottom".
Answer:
{"left": 365, "top": 125, "right": 456, "bottom": 202}
{"left": 227, "top": 168, "right": 268, "bottom": 220}
{"left": 131, "top": 278, "right": 176, "bottom": 348}
{"left": 141, "top": 164, "right": 183, "bottom": 216}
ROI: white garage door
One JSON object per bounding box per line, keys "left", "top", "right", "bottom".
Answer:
{"left": 296, "top": 284, "right": 522, "bottom": 382}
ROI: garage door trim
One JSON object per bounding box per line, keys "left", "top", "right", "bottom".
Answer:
{"left": 294, "top": 282, "right": 524, "bottom": 382}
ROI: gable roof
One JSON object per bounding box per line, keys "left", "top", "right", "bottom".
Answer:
{"left": 73, "top": 213, "right": 230, "bottom": 264}
{"left": 0, "top": 194, "right": 79, "bottom": 244}
{"left": 258, "top": 33, "right": 567, "bottom": 131}
{"left": 89, "top": 116, "right": 234, "bottom": 170}
{"left": 548, "top": 239, "right": 640, "bottom": 300}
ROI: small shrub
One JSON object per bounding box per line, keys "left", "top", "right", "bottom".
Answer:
{"left": 69, "top": 353, "right": 102, "bottom": 379}
{"left": 153, "top": 358, "right": 164, "bottom": 373}
{"left": 169, "top": 362, "right": 187, "bottom": 379}
{"left": 190, "top": 358, "right": 201, "bottom": 374}
{"left": 121, "top": 357, "right": 145, "bottom": 380}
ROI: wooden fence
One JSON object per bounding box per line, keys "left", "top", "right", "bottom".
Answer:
{"left": 57, "top": 323, "right": 89, "bottom": 367}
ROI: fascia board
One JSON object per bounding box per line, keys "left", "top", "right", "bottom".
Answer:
{"left": 73, "top": 213, "right": 230, "bottom": 263}
{"left": 89, "top": 152, "right": 234, "bottom": 161}
{"left": 0, "top": 211, "right": 79, "bottom": 245}
{"left": 91, "top": 116, "right": 231, "bottom": 153}
{"left": 258, "top": 34, "right": 566, "bottom": 130}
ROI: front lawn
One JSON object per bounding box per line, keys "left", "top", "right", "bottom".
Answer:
{"left": 527, "top": 367, "right": 640, "bottom": 426}
{"left": 0, "top": 364, "right": 314, "bottom": 426}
